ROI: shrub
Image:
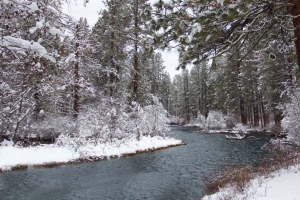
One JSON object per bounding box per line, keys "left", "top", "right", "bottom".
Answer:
{"left": 233, "top": 123, "right": 247, "bottom": 134}
{"left": 129, "top": 95, "right": 170, "bottom": 138}
{"left": 206, "top": 111, "right": 226, "bottom": 130}
{"left": 225, "top": 113, "right": 239, "bottom": 129}
{"left": 282, "top": 88, "right": 300, "bottom": 142}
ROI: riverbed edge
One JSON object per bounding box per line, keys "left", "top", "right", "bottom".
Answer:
{"left": 0, "top": 142, "right": 186, "bottom": 173}
{"left": 200, "top": 145, "right": 300, "bottom": 200}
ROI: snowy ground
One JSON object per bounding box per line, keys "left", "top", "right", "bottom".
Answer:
{"left": 202, "top": 164, "right": 300, "bottom": 200}
{"left": 0, "top": 136, "right": 183, "bottom": 172}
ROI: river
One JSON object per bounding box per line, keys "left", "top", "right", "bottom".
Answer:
{"left": 0, "top": 126, "right": 271, "bottom": 200}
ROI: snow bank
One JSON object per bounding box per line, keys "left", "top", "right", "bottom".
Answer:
{"left": 202, "top": 164, "right": 300, "bottom": 200}
{"left": 0, "top": 136, "right": 183, "bottom": 172}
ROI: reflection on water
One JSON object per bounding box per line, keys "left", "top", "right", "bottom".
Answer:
{"left": 0, "top": 126, "right": 271, "bottom": 200}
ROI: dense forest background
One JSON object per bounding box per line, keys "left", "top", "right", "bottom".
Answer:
{"left": 1, "top": 0, "right": 300, "bottom": 144}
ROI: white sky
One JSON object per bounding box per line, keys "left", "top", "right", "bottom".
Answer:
{"left": 63, "top": 0, "right": 183, "bottom": 79}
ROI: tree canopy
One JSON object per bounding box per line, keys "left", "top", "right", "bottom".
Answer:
{"left": 152, "top": 0, "right": 300, "bottom": 68}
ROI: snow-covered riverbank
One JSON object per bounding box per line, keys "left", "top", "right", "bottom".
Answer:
{"left": 202, "top": 163, "right": 300, "bottom": 200}
{"left": 0, "top": 136, "right": 183, "bottom": 172}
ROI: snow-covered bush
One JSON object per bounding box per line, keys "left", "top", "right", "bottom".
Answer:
{"left": 186, "top": 112, "right": 206, "bottom": 128}
{"left": 205, "top": 110, "right": 226, "bottom": 130}
{"left": 129, "top": 95, "right": 170, "bottom": 138}
{"left": 31, "top": 114, "right": 76, "bottom": 138}
{"left": 29, "top": 94, "right": 171, "bottom": 147}
{"left": 282, "top": 88, "right": 300, "bottom": 142}
{"left": 232, "top": 123, "right": 247, "bottom": 134}
{"left": 168, "top": 115, "right": 181, "bottom": 125}
{"left": 55, "top": 134, "right": 87, "bottom": 149}
{"left": 54, "top": 95, "right": 170, "bottom": 146}
{"left": 77, "top": 97, "right": 132, "bottom": 142}
{"left": 225, "top": 113, "right": 239, "bottom": 129}
{"left": 50, "top": 97, "right": 129, "bottom": 146}
{"left": 196, "top": 112, "right": 206, "bottom": 129}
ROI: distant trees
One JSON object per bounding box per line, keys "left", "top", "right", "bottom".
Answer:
{"left": 152, "top": 0, "right": 300, "bottom": 129}
{"left": 167, "top": 41, "right": 297, "bottom": 128}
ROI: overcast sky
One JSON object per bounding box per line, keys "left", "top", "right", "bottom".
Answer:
{"left": 63, "top": 0, "right": 183, "bottom": 79}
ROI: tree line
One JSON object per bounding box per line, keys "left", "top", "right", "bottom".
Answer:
{"left": 154, "top": 0, "right": 300, "bottom": 130}
{"left": 2, "top": 0, "right": 300, "bottom": 144}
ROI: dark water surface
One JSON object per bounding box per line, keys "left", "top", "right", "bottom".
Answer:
{"left": 0, "top": 126, "right": 271, "bottom": 200}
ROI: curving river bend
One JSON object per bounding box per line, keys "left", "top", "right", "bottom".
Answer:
{"left": 0, "top": 126, "right": 271, "bottom": 200}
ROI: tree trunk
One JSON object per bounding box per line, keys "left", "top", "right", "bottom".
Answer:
{"left": 248, "top": 107, "right": 253, "bottom": 126}
{"left": 291, "top": 0, "right": 300, "bottom": 69}
{"left": 240, "top": 97, "right": 247, "bottom": 125}
{"left": 73, "top": 25, "right": 80, "bottom": 119}
{"left": 73, "top": 52, "right": 80, "bottom": 119}
{"left": 184, "top": 71, "right": 190, "bottom": 123}
{"left": 253, "top": 102, "right": 260, "bottom": 127}
{"left": 204, "top": 83, "right": 208, "bottom": 119}
{"left": 132, "top": 0, "right": 139, "bottom": 102}
{"left": 274, "top": 113, "right": 283, "bottom": 126}
{"left": 109, "top": 1, "right": 116, "bottom": 97}
{"left": 261, "top": 100, "right": 269, "bottom": 128}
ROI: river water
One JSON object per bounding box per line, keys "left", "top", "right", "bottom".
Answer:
{"left": 0, "top": 126, "right": 271, "bottom": 200}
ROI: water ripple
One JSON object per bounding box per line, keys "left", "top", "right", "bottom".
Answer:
{"left": 0, "top": 126, "right": 271, "bottom": 200}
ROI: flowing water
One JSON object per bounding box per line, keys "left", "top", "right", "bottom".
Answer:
{"left": 0, "top": 126, "right": 272, "bottom": 200}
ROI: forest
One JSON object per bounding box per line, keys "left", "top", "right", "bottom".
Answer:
{"left": 1, "top": 0, "right": 300, "bottom": 145}
{"left": 2, "top": 1, "right": 300, "bottom": 199}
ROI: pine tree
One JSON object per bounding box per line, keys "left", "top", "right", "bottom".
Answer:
{"left": 67, "top": 17, "right": 91, "bottom": 119}
{"left": 0, "top": 0, "right": 67, "bottom": 142}
{"left": 91, "top": 0, "right": 131, "bottom": 97}
{"left": 127, "top": 0, "right": 153, "bottom": 104}
{"left": 153, "top": 0, "right": 299, "bottom": 69}
{"left": 190, "top": 62, "right": 207, "bottom": 119}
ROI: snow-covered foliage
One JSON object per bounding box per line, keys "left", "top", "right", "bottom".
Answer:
{"left": 197, "top": 113, "right": 206, "bottom": 128}
{"left": 0, "top": 0, "right": 69, "bottom": 142}
{"left": 30, "top": 115, "right": 77, "bottom": 137}
{"left": 205, "top": 111, "right": 226, "bottom": 130}
{"left": 185, "top": 111, "right": 230, "bottom": 131}
{"left": 224, "top": 113, "right": 239, "bottom": 129}
{"left": 78, "top": 97, "right": 131, "bottom": 142}
{"left": 2, "top": 36, "right": 48, "bottom": 58}
{"left": 0, "top": 0, "right": 174, "bottom": 147}
{"left": 232, "top": 123, "right": 248, "bottom": 134}
{"left": 51, "top": 95, "right": 170, "bottom": 146}
{"left": 55, "top": 134, "right": 88, "bottom": 150}
{"left": 185, "top": 112, "right": 206, "bottom": 128}
{"left": 129, "top": 95, "right": 170, "bottom": 138}
{"left": 168, "top": 115, "right": 182, "bottom": 125}
{"left": 282, "top": 88, "right": 300, "bottom": 142}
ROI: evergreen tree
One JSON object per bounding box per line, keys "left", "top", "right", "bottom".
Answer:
{"left": 67, "top": 17, "right": 92, "bottom": 119}
{"left": 127, "top": 0, "right": 154, "bottom": 104}
{"left": 153, "top": 0, "right": 299, "bottom": 69}
{"left": 0, "top": 0, "right": 67, "bottom": 142}
{"left": 91, "top": 0, "right": 131, "bottom": 97}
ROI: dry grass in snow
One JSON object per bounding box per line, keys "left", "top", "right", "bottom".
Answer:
{"left": 201, "top": 141, "right": 300, "bottom": 200}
